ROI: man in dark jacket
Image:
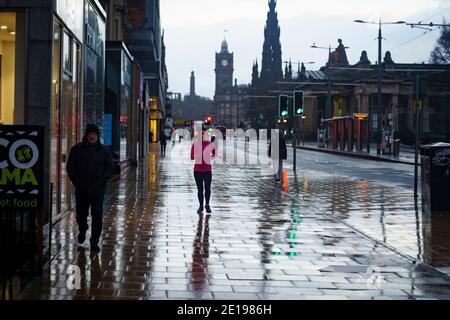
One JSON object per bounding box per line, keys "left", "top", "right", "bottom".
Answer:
{"left": 268, "top": 129, "right": 287, "bottom": 183}
{"left": 67, "top": 124, "right": 114, "bottom": 252}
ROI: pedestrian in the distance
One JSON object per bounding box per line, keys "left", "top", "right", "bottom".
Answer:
{"left": 160, "top": 133, "right": 167, "bottom": 156}
{"left": 67, "top": 124, "right": 114, "bottom": 252}
{"left": 268, "top": 128, "right": 287, "bottom": 184}
{"left": 190, "top": 126, "right": 216, "bottom": 215}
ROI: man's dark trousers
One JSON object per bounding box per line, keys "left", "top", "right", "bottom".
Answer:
{"left": 75, "top": 192, "right": 105, "bottom": 245}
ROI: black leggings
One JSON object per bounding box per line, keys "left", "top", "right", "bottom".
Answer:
{"left": 194, "top": 171, "right": 212, "bottom": 207}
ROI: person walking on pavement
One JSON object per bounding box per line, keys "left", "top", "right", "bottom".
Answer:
{"left": 191, "top": 126, "right": 216, "bottom": 215}
{"left": 160, "top": 133, "right": 167, "bottom": 156}
{"left": 67, "top": 124, "right": 114, "bottom": 252}
{"left": 268, "top": 128, "right": 287, "bottom": 184}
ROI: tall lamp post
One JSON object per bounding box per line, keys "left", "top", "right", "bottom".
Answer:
{"left": 354, "top": 19, "right": 406, "bottom": 155}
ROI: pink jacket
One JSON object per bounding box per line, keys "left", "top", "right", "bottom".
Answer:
{"left": 191, "top": 141, "right": 216, "bottom": 172}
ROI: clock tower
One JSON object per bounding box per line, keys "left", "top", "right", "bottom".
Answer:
{"left": 215, "top": 39, "right": 234, "bottom": 95}
{"left": 214, "top": 39, "right": 242, "bottom": 128}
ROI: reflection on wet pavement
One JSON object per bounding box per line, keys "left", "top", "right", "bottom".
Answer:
{"left": 283, "top": 147, "right": 450, "bottom": 276}
{"left": 21, "top": 142, "right": 450, "bottom": 300}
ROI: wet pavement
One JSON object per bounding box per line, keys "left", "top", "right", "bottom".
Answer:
{"left": 20, "top": 141, "right": 450, "bottom": 300}
{"left": 285, "top": 143, "right": 450, "bottom": 274}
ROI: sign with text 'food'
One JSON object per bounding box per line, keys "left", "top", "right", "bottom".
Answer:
{"left": 0, "top": 125, "right": 44, "bottom": 210}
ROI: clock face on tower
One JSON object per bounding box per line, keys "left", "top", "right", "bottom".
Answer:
{"left": 221, "top": 59, "right": 229, "bottom": 67}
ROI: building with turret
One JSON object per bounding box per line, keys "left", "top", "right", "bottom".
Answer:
{"left": 213, "top": 39, "right": 249, "bottom": 128}
{"left": 284, "top": 39, "right": 450, "bottom": 144}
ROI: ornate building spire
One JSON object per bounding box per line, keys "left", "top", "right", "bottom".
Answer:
{"left": 190, "top": 71, "right": 196, "bottom": 96}
{"left": 221, "top": 39, "right": 229, "bottom": 54}
{"left": 284, "top": 60, "right": 292, "bottom": 80}
{"left": 269, "top": 0, "right": 276, "bottom": 10}
{"left": 252, "top": 59, "right": 259, "bottom": 86}
{"left": 260, "top": 0, "right": 283, "bottom": 81}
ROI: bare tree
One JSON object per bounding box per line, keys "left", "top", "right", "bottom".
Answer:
{"left": 430, "top": 19, "right": 450, "bottom": 64}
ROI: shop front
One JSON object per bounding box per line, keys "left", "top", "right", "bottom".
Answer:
{"left": 131, "top": 63, "right": 146, "bottom": 164}
{"left": 50, "top": 0, "right": 105, "bottom": 220}
{"left": 0, "top": 11, "right": 28, "bottom": 299}
{"left": 0, "top": 11, "right": 26, "bottom": 126}
{"left": 149, "top": 96, "right": 163, "bottom": 145}
{"left": 140, "top": 82, "right": 151, "bottom": 160}
{"left": 105, "top": 41, "right": 133, "bottom": 169}
{"left": 84, "top": 0, "right": 106, "bottom": 134}
{"left": 0, "top": 1, "right": 86, "bottom": 225}
{"left": 50, "top": 2, "right": 84, "bottom": 220}
{"left": 0, "top": 0, "right": 87, "bottom": 299}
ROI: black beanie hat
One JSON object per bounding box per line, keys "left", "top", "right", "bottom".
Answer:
{"left": 85, "top": 124, "right": 100, "bottom": 136}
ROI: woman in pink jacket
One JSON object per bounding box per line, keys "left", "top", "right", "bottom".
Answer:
{"left": 190, "top": 126, "right": 216, "bottom": 215}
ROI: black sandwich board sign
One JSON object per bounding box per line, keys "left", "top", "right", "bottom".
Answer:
{"left": 0, "top": 125, "right": 45, "bottom": 210}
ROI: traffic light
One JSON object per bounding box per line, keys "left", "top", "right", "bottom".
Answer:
{"left": 294, "top": 91, "right": 304, "bottom": 117}
{"left": 204, "top": 116, "right": 212, "bottom": 125}
{"left": 279, "top": 95, "right": 289, "bottom": 118}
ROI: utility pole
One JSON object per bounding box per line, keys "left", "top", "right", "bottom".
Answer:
{"left": 377, "top": 20, "right": 383, "bottom": 155}
{"left": 293, "top": 110, "right": 297, "bottom": 172}
{"left": 287, "top": 95, "right": 297, "bottom": 172}
{"left": 327, "top": 46, "right": 332, "bottom": 119}
{"left": 292, "top": 90, "right": 305, "bottom": 173}
{"left": 354, "top": 19, "right": 407, "bottom": 155}
{"left": 414, "top": 74, "right": 420, "bottom": 198}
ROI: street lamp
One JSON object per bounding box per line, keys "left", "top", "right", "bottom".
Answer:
{"left": 354, "top": 19, "right": 406, "bottom": 155}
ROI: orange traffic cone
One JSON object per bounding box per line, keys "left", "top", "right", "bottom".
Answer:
{"left": 282, "top": 169, "right": 288, "bottom": 192}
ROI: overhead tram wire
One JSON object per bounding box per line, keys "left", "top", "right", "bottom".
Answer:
{"left": 417, "top": 5, "right": 450, "bottom": 24}
{"left": 388, "top": 29, "right": 437, "bottom": 51}
{"left": 370, "top": 7, "right": 450, "bottom": 61}
{"left": 385, "top": 28, "right": 439, "bottom": 60}
{"left": 385, "top": 11, "right": 449, "bottom": 62}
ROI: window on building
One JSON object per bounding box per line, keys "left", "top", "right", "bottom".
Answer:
{"left": 0, "top": 12, "right": 24, "bottom": 125}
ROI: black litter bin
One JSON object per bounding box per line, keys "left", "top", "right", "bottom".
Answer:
{"left": 421, "top": 142, "right": 450, "bottom": 212}
{"left": 393, "top": 139, "right": 400, "bottom": 157}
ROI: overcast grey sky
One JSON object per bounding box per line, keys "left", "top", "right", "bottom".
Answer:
{"left": 161, "top": 0, "right": 449, "bottom": 99}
